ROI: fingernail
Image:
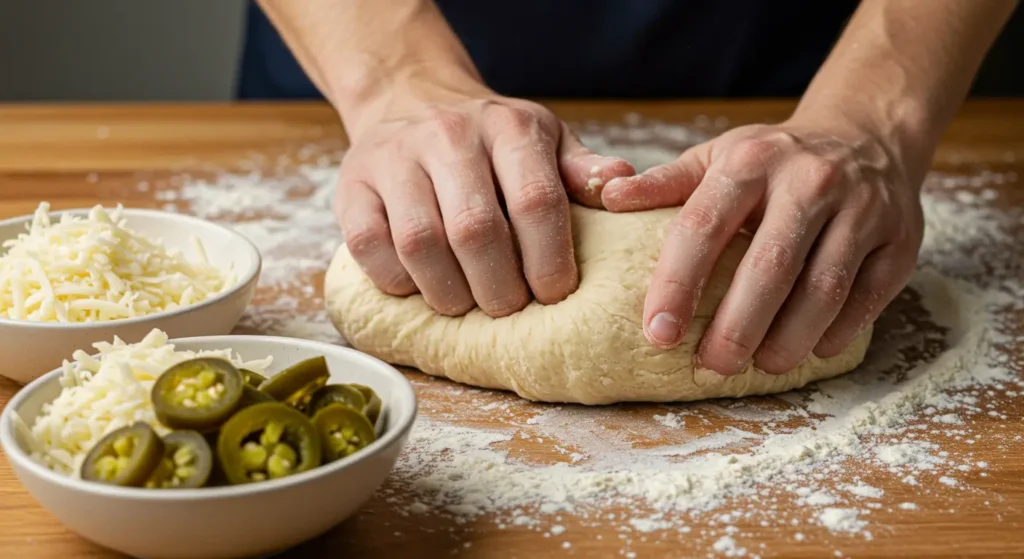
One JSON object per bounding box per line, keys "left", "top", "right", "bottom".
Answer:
{"left": 647, "top": 313, "right": 681, "bottom": 345}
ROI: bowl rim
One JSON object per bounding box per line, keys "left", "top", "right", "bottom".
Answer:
{"left": 0, "top": 207, "right": 262, "bottom": 330}
{"left": 0, "top": 335, "right": 418, "bottom": 501}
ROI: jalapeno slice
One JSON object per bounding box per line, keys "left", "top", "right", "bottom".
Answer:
{"left": 217, "top": 402, "right": 321, "bottom": 484}
{"left": 152, "top": 358, "right": 244, "bottom": 431}
{"left": 81, "top": 422, "right": 164, "bottom": 486}
{"left": 145, "top": 431, "right": 213, "bottom": 489}
{"left": 348, "top": 383, "right": 383, "bottom": 425}
{"left": 238, "top": 384, "right": 275, "bottom": 411}
{"left": 258, "top": 356, "right": 330, "bottom": 409}
{"left": 307, "top": 384, "right": 365, "bottom": 417}
{"left": 313, "top": 404, "right": 377, "bottom": 462}
{"left": 241, "top": 369, "right": 267, "bottom": 389}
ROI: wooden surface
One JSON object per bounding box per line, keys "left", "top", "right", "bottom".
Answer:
{"left": 0, "top": 100, "right": 1022, "bottom": 558}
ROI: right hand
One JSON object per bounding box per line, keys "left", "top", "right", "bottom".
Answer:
{"left": 335, "top": 83, "right": 636, "bottom": 317}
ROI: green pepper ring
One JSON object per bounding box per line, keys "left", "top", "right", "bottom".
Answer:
{"left": 312, "top": 403, "right": 377, "bottom": 463}
{"left": 348, "top": 383, "right": 383, "bottom": 426}
{"left": 146, "top": 430, "right": 213, "bottom": 489}
{"left": 216, "top": 402, "right": 322, "bottom": 485}
{"left": 81, "top": 422, "right": 165, "bottom": 487}
{"left": 259, "top": 356, "right": 331, "bottom": 409}
{"left": 307, "top": 384, "right": 365, "bottom": 417}
{"left": 152, "top": 357, "right": 245, "bottom": 432}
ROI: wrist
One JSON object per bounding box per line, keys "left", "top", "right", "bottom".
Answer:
{"left": 790, "top": 92, "right": 938, "bottom": 189}
{"left": 329, "top": 58, "right": 491, "bottom": 139}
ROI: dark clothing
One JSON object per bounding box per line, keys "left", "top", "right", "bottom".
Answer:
{"left": 237, "top": 1, "right": 859, "bottom": 100}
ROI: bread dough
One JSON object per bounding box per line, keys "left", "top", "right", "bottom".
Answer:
{"left": 324, "top": 205, "right": 872, "bottom": 405}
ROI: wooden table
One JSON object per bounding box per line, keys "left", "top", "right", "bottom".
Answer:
{"left": 0, "top": 100, "right": 1022, "bottom": 558}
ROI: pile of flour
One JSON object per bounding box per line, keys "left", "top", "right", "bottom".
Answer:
{"left": 151, "top": 116, "right": 1023, "bottom": 557}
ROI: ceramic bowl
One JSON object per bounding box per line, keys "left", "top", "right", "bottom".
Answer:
{"left": 0, "top": 335, "right": 418, "bottom": 559}
{"left": 0, "top": 207, "right": 261, "bottom": 384}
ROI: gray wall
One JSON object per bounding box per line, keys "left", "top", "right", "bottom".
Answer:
{"left": 0, "top": 0, "right": 246, "bottom": 101}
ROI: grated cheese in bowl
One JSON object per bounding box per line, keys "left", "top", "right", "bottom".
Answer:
{"left": 24, "top": 328, "right": 273, "bottom": 477}
{"left": 0, "top": 202, "right": 237, "bottom": 323}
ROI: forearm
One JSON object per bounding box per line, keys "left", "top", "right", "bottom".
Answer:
{"left": 257, "top": 0, "right": 486, "bottom": 130}
{"left": 793, "top": 0, "right": 1017, "bottom": 183}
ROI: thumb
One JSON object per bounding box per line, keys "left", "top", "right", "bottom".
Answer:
{"left": 557, "top": 123, "right": 636, "bottom": 208}
{"left": 601, "top": 141, "right": 712, "bottom": 212}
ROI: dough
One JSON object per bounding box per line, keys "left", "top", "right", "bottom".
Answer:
{"left": 324, "top": 205, "right": 872, "bottom": 405}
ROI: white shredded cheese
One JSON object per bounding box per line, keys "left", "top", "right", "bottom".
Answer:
{"left": 25, "top": 329, "right": 273, "bottom": 476}
{"left": 0, "top": 202, "right": 236, "bottom": 323}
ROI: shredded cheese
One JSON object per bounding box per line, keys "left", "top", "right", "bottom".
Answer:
{"left": 0, "top": 202, "right": 237, "bottom": 323}
{"left": 25, "top": 328, "right": 273, "bottom": 476}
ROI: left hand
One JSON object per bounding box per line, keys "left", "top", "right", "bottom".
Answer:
{"left": 599, "top": 118, "right": 926, "bottom": 375}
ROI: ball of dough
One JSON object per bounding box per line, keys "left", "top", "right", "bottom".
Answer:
{"left": 324, "top": 205, "right": 871, "bottom": 405}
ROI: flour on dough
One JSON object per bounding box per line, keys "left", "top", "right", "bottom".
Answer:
{"left": 324, "top": 205, "right": 871, "bottom": 405}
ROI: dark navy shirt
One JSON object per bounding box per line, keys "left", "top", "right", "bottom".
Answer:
{"left": 237, "top": 1, "right": 859, "bottom": 100}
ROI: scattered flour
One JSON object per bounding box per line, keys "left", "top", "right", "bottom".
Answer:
{"left": 712, "top": 535, "right": 747, "bottom": 557}
{"left": 818, "top": 509, "right": 867, "bottom": 534}
{"left": 805, "top": 492, "right": 838, "bottom": 506}
{"left": 844, "top": 484, "right": 884, "bottom": 499}
{"left": 653, "top": 413, "right": 685, "bottom": 429}
{"left": 152, "top": 115, "right": 1023, "bottom": 557}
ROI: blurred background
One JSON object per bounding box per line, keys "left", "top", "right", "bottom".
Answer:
{"left": 0, "top": 0, "right": 1020, "bottom": 102}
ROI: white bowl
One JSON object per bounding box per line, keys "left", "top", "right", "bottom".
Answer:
{"left": 0, "top": 335, "right": 418, "bottom": 559}
{"left": 0, "top": 208, "right": 262, "bottom": 384}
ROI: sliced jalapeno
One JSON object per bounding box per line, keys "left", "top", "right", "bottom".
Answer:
{"left": 241, "top": 369, "right": 267, "bottom": 389}
{"left": 259, "top": 356, "right": 330, "bottom": 409}
{"left": 217, "top": 402, "right": 321, "bottom": 484}
{"left": 312, "top": 404, "right": 376, "bottom": 462}
{"left": 237, "top": 384, "right": 275, "bottom": 411}
{"left": 152, "top": 358, "right": 244, "bottom": 431}
{"left": 81, "top": 422, "right": 164, "bottom": 486}
{"left": 348, "top": 383, "right": 383, "bottom": 426}
{"left": 145, "top": 430, "right": 213, "bottom": 489}
{"left": 307, "top": 384, "right": 365, "bottom": 416}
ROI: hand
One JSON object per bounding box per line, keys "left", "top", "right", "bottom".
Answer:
{"left": 335, "top": 83, "right": 635, "bottom": 317}
{"left": 601, "top": 119, "right": 925, "bottom": 375}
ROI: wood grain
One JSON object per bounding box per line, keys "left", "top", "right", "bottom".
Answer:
{"left": 0, "top": 101, "right": 1022, "bottom": 559}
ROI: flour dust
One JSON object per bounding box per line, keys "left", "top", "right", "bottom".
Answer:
{"left": 150, "top": 115, "right": 1023, "bottom": 558}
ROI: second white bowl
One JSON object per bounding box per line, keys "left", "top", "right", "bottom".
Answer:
{"left": 1, "top": 335, "right": 418, "bottom": 559}
{"left": 0, "top": 207, "right": 262, "bottom": 384}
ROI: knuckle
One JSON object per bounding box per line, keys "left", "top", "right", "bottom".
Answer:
{"left": 795, "top": 156, "right": 841, "bottom": 201}
{"left": 344, "top": 218, "right": 391, "bottom": 260}
{"left": 393, "top": 217, "right": 446, "bottom": 258}
{"left": 447, "top": 206, "right": 506, "bottom": 252}
{"left": 848, "top": 184, "right": 882, "bottom": 215}
{"left": 654, "top": 275, "right": 701, "bottom": 303}
{"left": 755, "top": 339, "right": 805, "bottom": 375}
{"left": 892, "top": 217, "right": 924, "bottom": 251}
{"left": 726, "top": 137, "right": 774, "bottom": 171}
{"left": 803, "top": 155, "right": 841, "bottom": 185}
{"left": 671, "top": 205, "right": 725, "bottom": 239}
{"left": 743, "top": 240, "right": 796, "bottom": 278}
{"left": 816, "top": 329, "right": 851, "bottom": 358}
{"left": 425, "top": 108, "right": 472, "bottom": 147}
{"left": 374, "top": 269, "right": 416, "bottom": 297}
{"left": 527, "top": 264, "right": 577, "bottom": 304}
{"left": 806, "top": 265, "right": 853, "bottom": 305}
{"left": 509, "top": 180, "right": 566, "bottom": 218}
{"left": 431, "top": 297, "right": 475, "bottom": 317}
{"left": 480, "top": 291, "right": 530, "bottom": 318}
{"left": 712, "top": 326, "right": 758, "bottom": 356}
{"left": 492, "top": 105, "right": 540, "bottom": 135}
